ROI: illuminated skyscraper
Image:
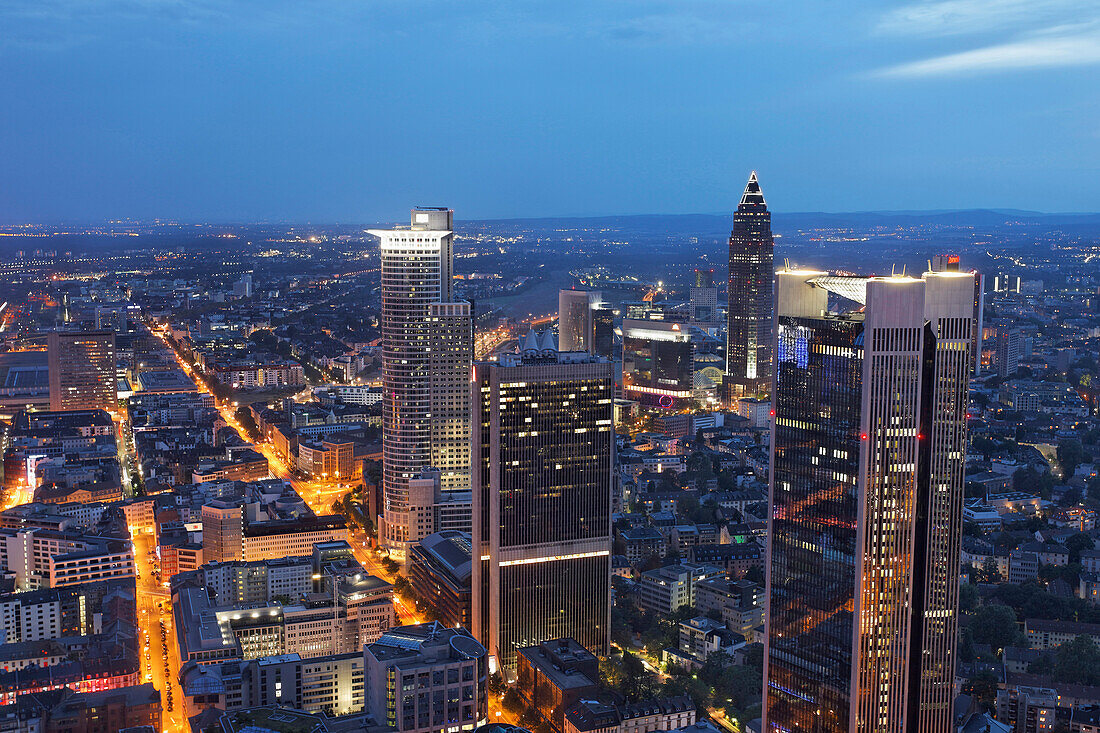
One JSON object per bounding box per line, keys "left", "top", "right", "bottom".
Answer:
{"left": 763, "top": 268, "right": 975, "bottom": 732}
{"left": 621, "top": 319, "right": 694, "bottom": 409}
{"left": 369, "top": 208, "right": 473, "bottom": 559}
{"left": 557, "top": 289, "right": 602, "bottom": 354}
{"left": 472, "top": 331, "right": 613, "bottom": 676}
{"left": 726, "top": 171, "right": 774, "bottom": 397}
{"left": 47, "top": 329, "right": 116, "bottom": 412}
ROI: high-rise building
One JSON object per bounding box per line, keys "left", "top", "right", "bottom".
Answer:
{"left": 690, "top": 268, "right": 719, "bottom": 328}
{"left": 621, "top": 319, "right": 694, "bottom": 409}
{"left": 763, "top": 268, "right": 976, "bottom": 732}
{"left": 995, "top": 327, "right": 1021, "bottom": 379}
{"left": 591, "top": 304, "right": 616, "bottom": 361}
{"left": 726, "top": 172, "right": 774, "bottom": 398}
{"left": 472, "top": 331, "right": 613, "bottom": 676}
{"left": 932, "top": 254, "right": 985, "bottom": 374}
{"left": 47, "top": 330, "right": 116, "bottom": 412}
{"left": 558, "top": 289, "right": 603, "bottom": 353}
{"left": 369, "top": 208, "right": 473, "bottom": 558}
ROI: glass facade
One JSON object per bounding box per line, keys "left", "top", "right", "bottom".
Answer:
{"left": 766, "top": 316, "right": 863, "bottom": 732}
{"left": 621, "top": 320, "right": 693, "bottom": 407}
{"left": 727, "top": 172, "right": 774, "bottom": 394}
{"left": 765, "top": 271, "right": 976, "bottom": 733}
{"left": 592, "top": 305, "right": 615, "bottom": 361}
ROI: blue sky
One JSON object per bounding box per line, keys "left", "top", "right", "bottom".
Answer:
{"left": 1, "top": 0, "right": 1097, "bottom": 222}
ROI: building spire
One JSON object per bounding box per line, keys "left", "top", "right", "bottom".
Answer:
{"left": 740, "top": 170, "right": 766, "bottom": 208}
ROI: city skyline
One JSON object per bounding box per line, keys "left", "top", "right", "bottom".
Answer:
{"left": 3, "top": 0, "right": 1100, "bottom": 728}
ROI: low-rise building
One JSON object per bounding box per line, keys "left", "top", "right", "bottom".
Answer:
{"left": 517, "top": 639, "right": 600, "bottom": 731}
{"left": 364, "top": 623, "right": 488, "bottom": 733}
{"left": 564, "top": 698, "right": 695, "bottom": 733}
{"left": 1024, "top": 619, "right": 1100, "bottom": 650}
{"left": 408, "top": 531, "right": 472, "bottom": 631}
{"left": 637, "top": 564, "right": 722, "bottom": 615}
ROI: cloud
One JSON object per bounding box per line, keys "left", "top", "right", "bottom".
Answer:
{"left": 876, "top": 0, "right": 1083, "bottom": 37}
{"left": 602, "top": 11, "right": 755, "bottom": 46}
{"left": 874, "top": 23, "right": 1100, "bottom": 76}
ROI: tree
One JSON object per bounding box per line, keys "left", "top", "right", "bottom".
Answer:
{"left": 972, "top": 436, "right": 997, "bottom": 461}
{"left": 685, "top": 452, "right": 715, "bottom": 479}
{"left": 1057, "top": 438, "right": 1085, "bottom": 481}
{"left": 1066, "top": 533, "right": 1095, "bottom": 564}
{"left": 1051, "top": 635, "right": 1100, "bottom": 686}
{"left": 744, "top": 565, "right": 765, "bottom": 585}
{"left": 1062, "top": 487, "right": 1084, "bottom": 506}
{"left": 961, "top": 670, "right": 999, "bottom": 711}
{"left": 501, "top": 689, "right": 524, "bottom": 715}
{"left": 487, "top": 672, "right": 505, "bottom": 696}
{"left": 235, "top": 406, "right": 260, "bottom": 441}
{"left": 969, "top": 603, "right": 1019, "bottom": 651}
{"left": 1014, "top": 467, "right": 1055, "bottom": 499}
{"left": 959, "top": 583, "right": 979, "bottom": 614}
{"left": 981, "top": 556, "right": 1003, "bottom": 584}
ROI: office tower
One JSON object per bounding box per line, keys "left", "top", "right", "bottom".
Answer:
{"left": 201, "top": 501, "right": 244, "bottom": 563}
{"left": 591, "top": 304, "right": 615, "bottom": 361}
{"left": 558, "top": 289, "right": 602, "bottom": 353}
{"left": 763, "top": 268, "right": 976, "bottom": 732}
{"left": 472, "top": 332, "right": 613, "bottom": 676}
{"left": 726, "top": 171, "right": 774, "bottom": 397}
{"left": 233, "top": 272, "right": 253, "bottom": 298}
{"left": 621, "top": 319, "right": 694, "bottom": 409}
{"left": 690, "top": 268, "right": 719, "bottom": 328}
{"left": 994, "top": 327, "right": 1021, "bottom": 379}
{"left": 369, "top": 208, "right": 473, "bottom": 559}
{"left": 47, "top": 330, "right": 116, "bottom": 412}
{"left": 933, "top": 255, "right": 985, "bottom": 375}
{"left": 429, "top": 302, "right": 474, "bottom": 494}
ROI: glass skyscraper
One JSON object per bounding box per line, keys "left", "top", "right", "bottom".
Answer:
{"left": 471, "top": 332, "right": 613, "bottom": 676}
{"left": 726, "top": 171, "right": 774, "bottom": 397}
{"left": 763, "top": 269, "right": 976, "bottom": 732}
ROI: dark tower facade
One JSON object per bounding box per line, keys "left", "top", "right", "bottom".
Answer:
{"left": 726, "top": 171, "right": 774, "bottom": 397}
{"left": 471, "top": 333, "right": 613, "bottom": 677}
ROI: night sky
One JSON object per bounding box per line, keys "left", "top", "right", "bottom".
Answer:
{"left": 2, "top": 0, "right": 1097, "bottom": 222}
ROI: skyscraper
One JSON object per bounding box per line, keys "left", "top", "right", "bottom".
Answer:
{"left": 369, "top": 208, "right": 473, "bottom": 559}
{"left": 995, "top": 327, "right": 1021, "bottom": 379}
{"left": 472, "top": 331, "right": 613, "bottom": 677}
{"left": 621, "top": 319, "right": 694, "bottom": 409}
{"left": 763, "top": 268, "right": 976, "bottom": 732}
{"left": 726, "top": 171, "right": 774, "bottom": 397}
{"left": 47, "top": 329, "right": 116, "bottom": 412}
{"left": 690, "top": 268, "right": 719, "bottom": 328}
{"left": 557, "top": 289, "right": 602, "bottom": 354}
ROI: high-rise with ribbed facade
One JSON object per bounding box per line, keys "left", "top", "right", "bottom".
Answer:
{"left": 47, "top": 329, "right": 116, "bottom": 412}
{"left": 763, "top": 268, "right": 975, "bottom": 732}
{"left": 369, "top": 208, "right": 472, "bottom": 559}
{"left": 726, "top": 171, "right": 774, "bottom": 397}
{"left": 471, "top": 331, "right": 613, "bottom": 677}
